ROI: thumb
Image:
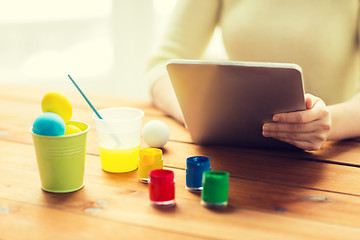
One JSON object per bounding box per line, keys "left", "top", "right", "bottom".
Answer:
{"left": 305, "top": 95, "right": 314, "bottom": 110}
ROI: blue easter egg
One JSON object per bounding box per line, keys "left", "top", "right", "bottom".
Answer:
{"left": 32, "top": 112, "right": 66, "bottom": 136}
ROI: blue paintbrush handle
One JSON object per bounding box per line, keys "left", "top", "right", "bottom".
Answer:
{"left": 68, "top": 74, "right": 121, "bottom": 147}
{"left": 68, "top": 74, "right": 103, "bottom": 119}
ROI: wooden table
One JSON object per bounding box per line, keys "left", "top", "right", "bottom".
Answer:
{"left": 2, "top": 84, "right": 360, "bottom": 240}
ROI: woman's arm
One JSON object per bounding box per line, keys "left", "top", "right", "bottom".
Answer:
{"left": 146, "top": 0, "right": 221, "bottom": 122}
{"left": 151, "top": 75, "right": 184, "bottom": 124}
{"left": 327, "top": 95, "right": 360, "bottom": 140}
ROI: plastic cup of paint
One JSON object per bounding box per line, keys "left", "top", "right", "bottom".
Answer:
{"left": 149, "top": 169, "right": 175, "bottom": 207}
{"left": 186, "top": 156, "right": 211, "bottom": 192}
{"left": 92, "top": 107, "right": 144, "bottom": 173}
{"left": 201, "top": 171, "right": 229, "bottom": 208}
{"left": 139, "top": 148, "right": 163, "bottom": 183}
{"left": 30, "top": 121, "right": 89, "bottom": 193}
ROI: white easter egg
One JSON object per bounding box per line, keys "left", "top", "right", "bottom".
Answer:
{"left": 142, "top": 120, "right": 170, "bottom": 148}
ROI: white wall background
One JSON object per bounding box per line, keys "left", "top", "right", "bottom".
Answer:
{"left": 0, "top": 0, "right": 225, "bottom": 100}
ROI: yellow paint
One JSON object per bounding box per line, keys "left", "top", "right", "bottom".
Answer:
{"left": 139, "top": 160, "right": 163, "bottom": 181}
{"left": 139, "top": 148, "right": 163, "bottom": 181}
{"left": 99, "top": 145, "right": 140, "bottom": 173}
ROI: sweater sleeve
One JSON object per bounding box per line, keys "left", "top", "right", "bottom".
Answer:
{"left": 354, "top": 4, "right": 360, "bottom": 99}
{"left": 144, "top": 0, "right": 222, "bottom": 89}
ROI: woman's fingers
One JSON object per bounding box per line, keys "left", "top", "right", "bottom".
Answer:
{"left": 263, "top": 118, "right": 330, "bottom": 133}
{"left": 275, "top": 137, "right": 322, "bottom": 151}
{"left": 262, "top": 94, "right": 331, "bottom": 151}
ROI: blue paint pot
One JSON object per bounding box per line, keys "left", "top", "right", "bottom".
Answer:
{"left": 185, "top": 156, "right": 211, "bottom": 192}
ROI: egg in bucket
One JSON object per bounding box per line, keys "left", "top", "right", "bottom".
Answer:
{"left": 31, "top": 91, "right": 89, "bottom": 193}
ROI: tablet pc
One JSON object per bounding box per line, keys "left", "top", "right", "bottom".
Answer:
{"left": 166, "top": 59, "right": 306, "bottom": 149}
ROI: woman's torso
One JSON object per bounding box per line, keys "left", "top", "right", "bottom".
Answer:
{"left": 219, "top": 0, "right": 359, "bottom": 104}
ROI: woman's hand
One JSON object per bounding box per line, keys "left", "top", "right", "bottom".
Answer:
{"left": 262, "top": 94, "right": 331, "bottom": 151}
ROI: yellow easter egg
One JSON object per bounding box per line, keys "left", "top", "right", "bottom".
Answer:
{"left": 65, "top": 124, "right": 82, "bottom": 135}
{"left": 41, "top": 92, "right": 72, "bottom": 123}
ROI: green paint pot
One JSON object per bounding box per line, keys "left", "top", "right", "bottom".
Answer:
{"left": 201, "top": 171, "right": 229, "bottom": 208}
